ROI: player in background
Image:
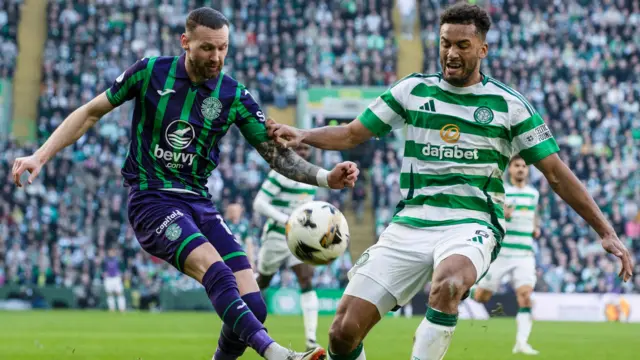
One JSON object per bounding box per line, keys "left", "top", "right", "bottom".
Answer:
{"left": 470, "top": 154, "right": 540, "bottom": 355}
{"left": 225, "top": 203, "right": 255, "bottom": 269}
{"left": 266, "top": 3, "right": 633, "bottom": 360}
{"left": 12, "top": 7, "right": 360, "bottom": 360}
{"left": 253, "top": 143, "right": 319, "bottom": 351}
{"left": 104, "top": 247, "right": 127, "bottom": 312}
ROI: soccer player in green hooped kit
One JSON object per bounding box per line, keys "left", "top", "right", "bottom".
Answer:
{"left": 267, "top": 3, "right": 633, "bottom": 359}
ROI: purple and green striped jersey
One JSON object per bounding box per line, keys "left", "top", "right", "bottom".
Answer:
{"left": 105, "top": 54, "right": 268, "bottom": 198}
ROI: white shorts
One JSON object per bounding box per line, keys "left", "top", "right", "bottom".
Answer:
{"left": 257, "top": 230, "right": 303, "bottom": 276}
{"left": 345, "top": 223, "right": 497, "bottom": 308}
{"left": 104, "top": 276, "right": 124, "bottom": 294}
{"left": 476, "top": 254, "right": 536, "bottom": 292}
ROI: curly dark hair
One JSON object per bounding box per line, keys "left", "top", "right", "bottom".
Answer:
{"left": 439, "top": 2, "right": 492, "bottom": 39}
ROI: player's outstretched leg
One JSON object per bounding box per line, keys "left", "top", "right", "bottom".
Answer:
{"left": 184, "top": 242, "right": 325, "bottom": 360}
{"left": 513, "top": 285, "right": 538, "bottom": 355}
{"left": 327, "top": 293, "right": 375, "bottom": 360}
{"left": 469, "top": 286, "right": 493, "bottom": 303}
{"left": 411, "top": 255, "right": 476, "bottom": 360}
{"left": 219, "top": 257, "right": 277, "bottom": 360}
{"left": 215, "top": 270, "right": 268, "bottom": 360}
{"left": 292, "top": 264, "right": 319, "bottom": 350}
{"left": 327, "top": 270, "right": 399, "bottom": 360}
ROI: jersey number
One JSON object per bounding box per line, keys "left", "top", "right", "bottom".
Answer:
{"left": 216, "top": 215, "right": 233, "bottom": 235}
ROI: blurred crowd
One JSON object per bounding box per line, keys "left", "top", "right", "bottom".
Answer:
{"left": 2, "top": 0, "right": 396, "bottom": 300}
{"left": 374, "top": 0, "right": 640, "bottom": 294}
{"left": 1, "top": 0, "right": 640, "bottom": 311}
{"left": 0, "top": 0, "right": 20, "bottom": 78}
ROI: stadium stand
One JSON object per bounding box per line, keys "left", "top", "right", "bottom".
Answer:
{"left": 1, "top": 0, "right": 639, "bottom": 311}
{"left": 0, "top": 0, "right": 21, "bottom": 78}
{"left": 373, "top": 0, "right": 640, "bottom": 294}
{"left": 1, "top": 0, "right": 401, "bottom": 296}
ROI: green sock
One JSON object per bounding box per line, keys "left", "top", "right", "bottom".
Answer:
{"left": 328, "top": 342, "right": 364, "bottom": 360}
{"left": 426, "top": 306, "right": 458, "bottom": 327}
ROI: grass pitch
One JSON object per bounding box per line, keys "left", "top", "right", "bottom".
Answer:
{"left": 0, "top": 311, "right": 638, "bottom": 359}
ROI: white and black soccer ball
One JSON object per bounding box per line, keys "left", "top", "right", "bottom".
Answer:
{"left": 285, "top": 201, "right": 350, "bottom": 265}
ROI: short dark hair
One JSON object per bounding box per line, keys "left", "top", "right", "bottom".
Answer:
{"left": 186, "top": 7, "right": 229, "bottom": 32}
{"left": 509, "top": 154, "right": 524, "bottom": 165}
{"left": 440, "top": 2, "right": 492, "bottom": 39}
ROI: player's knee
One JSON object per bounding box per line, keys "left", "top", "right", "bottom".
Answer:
{"left": 329, "top": 315, "right": 361, "bottom": 354}
{"left": 201, "top": 261, "right": 237, "bottom": 296}
{"left": 516, "top": 287, "right": 533, "bottom": 307}
{"left": 475, "top": 289, "right": 493, "bottom": 303}
{"left": 243, "top": 292, "right": 267, "bottom": 323}
{"left": 430, "top": 275, "right": 473, "bottom": 308}
{"left": 183, "top": 242, "right": 223, "bottom": 281}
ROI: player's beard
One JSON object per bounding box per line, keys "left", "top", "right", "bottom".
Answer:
{"left": 512, "top": 170, "right": 527, "bottom": 183}
{"left": 189, "top": 56, "right": 222, "bottom": 81}
{"left": 441, "top": 57, "right": 478, "bottom": 87}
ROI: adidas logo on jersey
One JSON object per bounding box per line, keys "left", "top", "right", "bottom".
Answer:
{"left": 422, "top": 143, "right": 479, "bottom": 160}
{"left": 419, "top": 99, "right": 437, "bottom": 112}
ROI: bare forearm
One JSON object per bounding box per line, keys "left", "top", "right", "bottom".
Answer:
{"left": 301, "top": 126, "right": 358, "bottom": 150}
{"left": 35, "top": 93, "right": 113, "bottom": 163}
{"left": 255, "top": 140, "right": 322, "bottom": 186}
{"left": 542, "top": 162, "right": 614, "bottom": 237}
{"left": 253, "top": 192, "right": 290, "bottom": 224}
{"left": 36, "top": 107, "right": 98, "bottom": 163}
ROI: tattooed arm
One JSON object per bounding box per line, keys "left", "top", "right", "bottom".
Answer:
{"left": 233, "top": 86, "right": 358, "bottom": 189}
{"left": 254, "top": 140, "right": 322, "bottom": 186}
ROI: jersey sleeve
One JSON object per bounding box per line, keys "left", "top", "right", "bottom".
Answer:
{"left": 357, "top": 74, "right": 415, "bottom": 137}
{"left": 105, "top": 58, "right": 150, "bottom": 107}
{"left": 233, "top": 83, "right": 269, "bottom": 146}
{"left": 508, "top": 96, "right": 560, "bottom": 165}
{"left": 259, "top": 170, "right": 283, "bottom": 198}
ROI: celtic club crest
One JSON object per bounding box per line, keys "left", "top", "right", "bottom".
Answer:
{"left": 355, "top": 251, "right": 369, "bottom": 266}
{"left": 474, "top": 106, "right": 494, "bottom": 124}
{"left": 165, "top": 223, "right": 182, "bottom": 241}
{"left": 202, "top": 97, "right": 222, "bottom": 119}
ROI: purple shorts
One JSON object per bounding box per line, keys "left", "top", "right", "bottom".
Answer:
{"left": 127, "top": 189, "right": 250, "bottom": 273}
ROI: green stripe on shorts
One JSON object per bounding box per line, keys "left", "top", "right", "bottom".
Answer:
{"left": 222, "top": 251, "right": 246, "bottom": 262}
{"left": 175, "top": 232, "right": 205, "bottom": 271}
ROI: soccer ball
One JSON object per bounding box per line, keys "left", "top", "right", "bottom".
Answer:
{"left": 285, "top": 201, "right": 350, "bottom": 265}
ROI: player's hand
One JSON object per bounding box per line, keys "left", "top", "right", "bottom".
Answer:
{"left": 504, "top": 205, "right": 514, "bottom": 220}
{"left": 327, "top": 161, "right": 359, "bottom": 189}
{"left": 266, "top": 117, "right": 304, "bottom": 148}
{"left": 12, "top": 154, "right": 45, "bottom": 187}
{"left": 533, "top": 227, "right": 541, "bottom": 238}
{"left": 601, "top": 233, "right": 633, "bottom": 282}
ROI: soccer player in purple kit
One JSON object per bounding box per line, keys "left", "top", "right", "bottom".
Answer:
{"left": 104, "top": 247, "right": 126, "bottom": 312}
{"left": 12, "top": 7, "right": 359, "bottom": 360}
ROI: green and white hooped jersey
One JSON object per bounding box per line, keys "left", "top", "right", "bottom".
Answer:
{"left": 258, "top": 170, "right": 317, "bottom": 236}
{"left": 502, "top": 184, "right": 539, "bottom": 256}
{"left": 358, "top": 72, "right": 559, "bottom": 261}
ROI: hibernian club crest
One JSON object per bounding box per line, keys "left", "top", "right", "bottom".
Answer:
{"left": 202, "top": 97, "right": 222, "bottom": 119}
{"left": 165, "top": 223, "right": 182, "bottom": 241}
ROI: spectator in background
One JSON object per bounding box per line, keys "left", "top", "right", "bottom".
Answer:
{"left": 397, "top": 0, "right": 416, "bottom": 39}
{"left": 2, "top": 1, "right": 379, "bottom": 300}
